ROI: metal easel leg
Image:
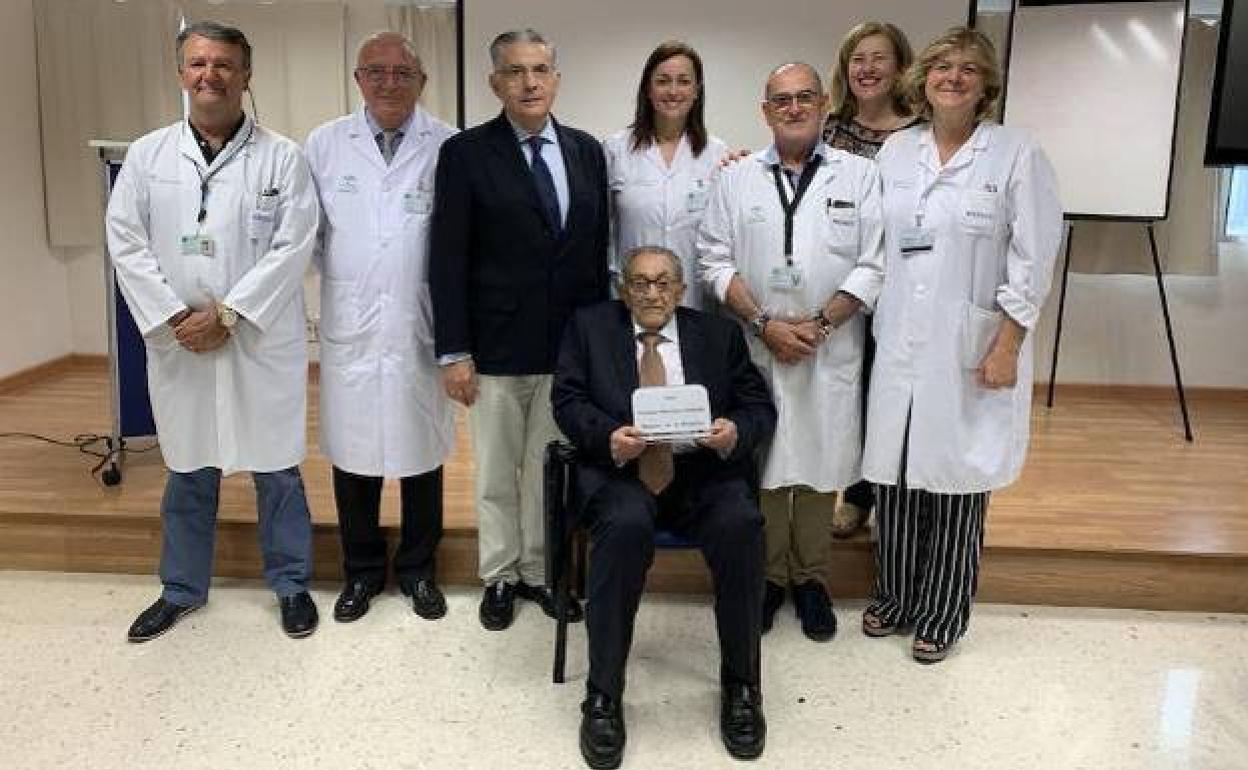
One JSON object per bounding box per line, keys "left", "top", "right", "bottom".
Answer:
{"left": 1146, "top": 223, "right": 1194, "bottom": 442}
{"left": 1046, "top": 220, "right": 1074, "bottom": 408}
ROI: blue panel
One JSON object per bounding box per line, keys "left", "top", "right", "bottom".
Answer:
{"left": 108, "top": 160, "right": 157, "bottom": 439}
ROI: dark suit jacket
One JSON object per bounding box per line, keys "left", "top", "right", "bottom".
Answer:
{"left": 552, "top": 301, "right": 777, "bottom": 504}
{"left": 430, "top": 112, "right": 610, "bottom": 375}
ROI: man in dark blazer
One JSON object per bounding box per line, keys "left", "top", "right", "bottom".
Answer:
{"left": 553, "top": 246, "right": 776, "bottom": 768}
{"left": 430, "top": 28, "right": 609, "bottom": 631}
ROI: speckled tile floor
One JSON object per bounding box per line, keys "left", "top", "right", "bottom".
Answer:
{"left": 0, "top": 571, "right": 1244, "bottom": 770}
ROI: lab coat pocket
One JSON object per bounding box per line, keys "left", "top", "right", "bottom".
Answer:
{"left": 825, "top": 209, "right": 859, "bottom": 256}
{"left": 410, "top": 283, "right": 435, "bottom": 347}
{"left": 320, "top": 278, "right": 364, "bottom": 344}
{"left": 959, "top": 190, "right": 999, "bottom": 236}
{"left": 822, "top": 324, "right": 863, "bottom": 386}
{"left": 961, "top": 302, "right": 1002, "bottom": 370}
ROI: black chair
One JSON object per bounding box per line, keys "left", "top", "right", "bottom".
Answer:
{"left": 543, "top": 440, "right": 698, "bottom": 684}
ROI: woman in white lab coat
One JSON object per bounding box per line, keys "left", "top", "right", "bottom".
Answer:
{"left": 604, "top": 41, "right": 729, "bottom": 309}
{"left": 861, "top": 27, "right": 1063, "bottom": 661}
{"left": 822, "top": 21, "right": 916, "bottom": 539}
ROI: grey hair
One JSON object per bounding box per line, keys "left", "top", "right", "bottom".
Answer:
{"left": 620, "top": 246, "right": 684, "bottom": 283}
{"left": 177, "top": 21, "right": 252, "bottom": 72}
{"left": 356, "top": 31, "right": 424, "bottom": 73}
{"left": 764, "top": 61, "right": 823, "bottom": 97}
{"left": 489, "top": 28, "right": 557, "bottom": 70}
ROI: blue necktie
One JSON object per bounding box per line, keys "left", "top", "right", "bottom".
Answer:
{"left": 527, "top": 135, "right": 562, "bottom": 237}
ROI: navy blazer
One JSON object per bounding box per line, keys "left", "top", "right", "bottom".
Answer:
{"left": 552, "top": 301, "right": 776, "bottom": 504}
{"left": 430, "top": 112, "right": 610, "bottom": 375}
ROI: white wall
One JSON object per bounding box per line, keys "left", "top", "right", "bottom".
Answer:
{"left": 1034, "top": 240, "right": 1248, "bottom": 389}
{"left": 0, "top": 0, "right": 73, "bottom": 378}
{"left": 14, "top": 1, "right": 1248, "bottom": 389}
{"left": 464, "top": 0, "right": 971, "bottom": 150}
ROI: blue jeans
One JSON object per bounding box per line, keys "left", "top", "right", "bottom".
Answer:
{"left": 158, "top": 466, "right": 313, "bottom": 606}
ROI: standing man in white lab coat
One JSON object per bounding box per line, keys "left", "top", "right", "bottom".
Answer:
{"left": 305, "top": 32, "right": 456, "bottom": 623}
{"left": 107, "top": 22, "right": 321, "bottom": 642}
{"left": 699, "top": 63, "right": 884, "bottom": 643}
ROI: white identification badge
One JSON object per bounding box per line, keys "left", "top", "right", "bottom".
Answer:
{"left": 961, "top": 190, "right": 998, "bottom": 232}
{"left": 745, "top": 205, "right": 767, "bottom": 225}
{"left": 335, "top": 175, "right": 359, "bottom": 194}
{"left": 899, "top": 226, "right": 935, "bottom": 256}
{"left": 404, "top": 191, "right": 433, "bottom": 215}
{"left": 632, "top": 384, "right": 712, "bottom": 442}
{"left": 768, "top": 264, "right": 804, "bottom": 292}
{"left": 685, "top": 180, "right": 710, "bottom": 213}
{"left": 180, "top": 234, "right": 215, "bottom": 258}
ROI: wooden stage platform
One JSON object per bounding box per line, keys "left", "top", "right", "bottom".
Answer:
{"left": 1, "top": 358, "right": 1245, "bottom": 612}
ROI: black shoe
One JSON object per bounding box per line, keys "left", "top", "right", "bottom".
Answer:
{"left": 333, "top": 580, "right": 382, "bottom": 623}
{"left": 478, "top": 582, "right": 516, "bottom": 631}
{"left": 793, "top": 580, "right": 837, "bottom": 642}
{"left": 127, "top": 597, "right": 198, "bottom": 643}
{"left": 720, "top": 683, "right": 766, "bottom": 760}
{"left": 761, "top": 581, "right": 785, "bottom": 635}
{"left": 579, "top": 689, "right": 625, "bottom": 770}
{"left": 516, "top": 580, "right": 583, "bottom": 622}
{"left": 279, "top": 591, "right": 319, "bottom": 638}
{"left": 401, "top": 578, "right": 447, "bottom": 620}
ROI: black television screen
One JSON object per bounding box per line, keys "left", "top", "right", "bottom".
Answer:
{"left": 1207, "top": 0, "right": 1248, "bottom": 165}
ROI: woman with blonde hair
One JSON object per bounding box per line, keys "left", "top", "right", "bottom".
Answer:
{"left": 861, "top": 26, "right": 1063, "bottom": 662}
{"left": 823, "top": 21, "right": 917, "bottom": 538}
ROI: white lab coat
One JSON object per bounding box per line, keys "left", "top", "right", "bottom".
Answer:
{"left": 699, "top": 143, "right": 885, "bottom": 491}
{"left": 862, "top": 122, "right": 1063, "bottom": 494}
{"left": 106, "top": 116, "right": 319, "bottom": 475}
{"left": 305, "top": 107, "right": 457, "bottom": 478}
{"left": 604, "top": 130, "right": 728, "bottom": 309}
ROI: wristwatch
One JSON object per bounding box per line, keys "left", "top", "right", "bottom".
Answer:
{"left": 749, "top": 312, "right": 771, "bottom": 338}
{"left": 216, "top": 303, "right": 239, "bottom": 333}
{"left": 815, "top": 309, "right": 835, "bottom": 336}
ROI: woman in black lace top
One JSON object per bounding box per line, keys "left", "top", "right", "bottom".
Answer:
{"left": 822, "top": 21, "right": 916, "bottom": 537}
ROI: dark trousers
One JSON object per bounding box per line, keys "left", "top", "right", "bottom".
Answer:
{"left": 332, "top": 465, "right": 443, "bottom": 586}
{"left": 870, "top": 482, "right": 989, "bottom": 645}
{"left": 581, "top": 466, "right": 764, "bottom": 700}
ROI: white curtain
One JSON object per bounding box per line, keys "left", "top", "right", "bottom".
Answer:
{"left": 344, "top": 0, "right": 459, "bottom": 125}
{"left": 183, "top": 0, "right": 348, "bottom": 144}
{"left": 386, "top": 5, "right": 458, "bottom": 124}
{"left": 34, "top": 0, "right": 183, "bottom": 247}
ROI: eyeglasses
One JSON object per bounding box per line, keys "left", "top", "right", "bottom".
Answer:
{"left": 356, "top": 66, "right": 422, "bottom": 85}
{"left": 766, "top": 90, "right": 820, "bottom": 110}
{"left": 624, "top": 277, "right": 678, "bottom": 295}
{"left": 496, "top": 64, "right": 555, "bottom": 81}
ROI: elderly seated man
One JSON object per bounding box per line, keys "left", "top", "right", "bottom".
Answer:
{"left": 552, "top": 245, "right": 777, "bottom": 769}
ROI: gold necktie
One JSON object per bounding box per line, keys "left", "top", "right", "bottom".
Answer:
{"left": 637, "top": 331, "right": 674, "bottom": 494}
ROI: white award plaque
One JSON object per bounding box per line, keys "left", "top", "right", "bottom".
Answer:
{"left": 632, "top": 384, "right": 712, "bottom": 442}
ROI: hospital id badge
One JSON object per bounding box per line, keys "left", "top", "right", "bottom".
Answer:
{"left": 180, "top": 234, "right": 215, "bottom": 258}
{"left": 685, "top": 181, "right": 710, "bottom": 213}
{"left": 404, "top": 191, "right": 432, "bottom": 215}
{"left": 899, "top": 226, "right": 935, "bottom": 256}
{"left": 768, "top": 264, "right": 804, "bottom": 292}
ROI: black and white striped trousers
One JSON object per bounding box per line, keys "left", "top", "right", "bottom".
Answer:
{"left": 869, "top": 484, "right": 989, "bottom": 645}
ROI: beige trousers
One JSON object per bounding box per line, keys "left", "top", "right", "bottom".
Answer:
{"left": 470, "top": 374, "right": 563, "bottom": 586}
{"left": 760, "top": 486, "right": 836, "bottom": 588}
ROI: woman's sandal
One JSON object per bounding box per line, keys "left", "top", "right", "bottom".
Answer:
{"left": 912, "top": 637, "right": 955, "bottom": 664}
{"left": 861, "top": 609, "right": 900, "bottom": 638}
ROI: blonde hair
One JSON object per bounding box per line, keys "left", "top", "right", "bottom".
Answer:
{"left": 903, "top": 26, "right": 1002, "bottom": 122}
{"left": 827, "top": 21, "right": 914, "bottom": 122}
